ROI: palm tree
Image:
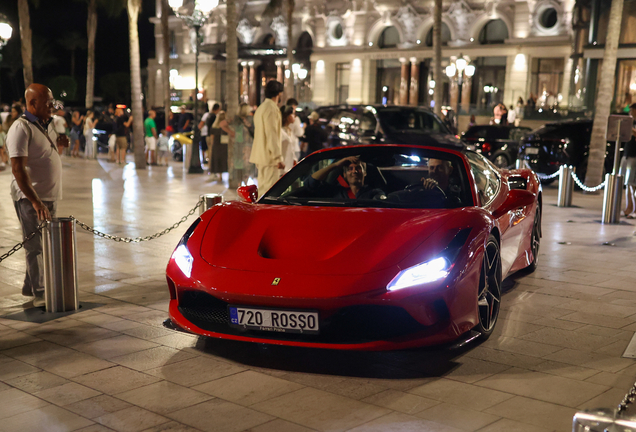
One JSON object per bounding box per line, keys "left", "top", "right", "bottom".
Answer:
{"left": 17, "top": 0, "right": 34, "bottom": 88}
{"left": 161, "top": 0, "right": 171, "bottom": 127}
{"left": 432, "top": 0, "right": 442, "bottom": 116}
{"left": 127, "top": 0, "right": 146, "bottom": 169}
{"left": 83, "top": 0, "right": 126, "bottom": 108}
{"left": 585, "top": 0, "right": 624, "bottom": 188}
{"left": 226, "top": 0, "right": 240, "bottom": 186}
{"left": 58, "top": 32, "right": 87, "bottom": 79}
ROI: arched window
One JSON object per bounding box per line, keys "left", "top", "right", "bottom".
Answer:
{"left": 378, "top": 26, "right": 400, "bottom": 49}
{"left": 425, "top": 22, "right": 451, "bottom": 47}
{"left": 261, "top": 34, "right": 276, "bottom": 45}
{"left": 478, "top": 19, "right": 509, "bottom": 44}
{"left": 296, "top": 31, "right": 313, "bottom": 63}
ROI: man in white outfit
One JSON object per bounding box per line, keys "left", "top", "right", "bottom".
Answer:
{"left": 249, "top": 80, "right": 285, "bottom": 196}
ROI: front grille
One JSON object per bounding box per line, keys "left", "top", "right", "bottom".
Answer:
{"left": 177, "top": 290, "right": 435, "bottom": 344}
{"left": 178, "top": 290, "right": 229, "bottom": 324}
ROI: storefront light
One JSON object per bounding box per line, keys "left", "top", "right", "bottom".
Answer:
{"left": 465, "top": 65, "right": 475, "bottom": 77}
{"left": 429, "top": 80, "right": 435, "bottom": 89}
{"left": 292, "top": 63, "right": 301, "bottom": 75}
{"left": 298, "top": 69, "right": 308, "bottom": 80}
{"left": 445, "top": 64, "right": 456, "bottom": 78}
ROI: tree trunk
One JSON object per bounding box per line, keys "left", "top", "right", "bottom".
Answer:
{"left": 585, "top": 0, "right": 624, "bottom": 188}
{"left": 128, "top": 0, "right": 146, "bottom": 169}
{"left": 432, "top": 0, "right": 442, "bottom": 116}
{"left": 86, "top": 0, "right": 97, "bottom": 108}
{"left": 284, "top": 0, "right": 295, "bottom": 102}
{"left": 226, "top": 0, "right": 240, "bottom": 186}
{"left": 161, "top": 0, "right": 171, "bottom": 126}
{"left": 17, "top": 0, "right": 33, "bottom": 88}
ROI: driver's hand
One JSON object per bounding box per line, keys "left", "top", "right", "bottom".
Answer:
{"left": 421, "top": 178, "right": 439, "bottom": 190}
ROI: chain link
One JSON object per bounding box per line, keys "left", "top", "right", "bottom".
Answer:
{"left": 72, "top": 198, "right": 203, "bottom": 243}
{"left": 0, "top": 222, "right": 46, "bottom": 264}
{"left": 618, "top": 382, "right": 636, "bottom": 413}
{"left": 570, "top": 171, "right": 606, "bottom": 192}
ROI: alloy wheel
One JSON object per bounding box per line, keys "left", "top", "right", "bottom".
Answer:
{"left": 477, "top": 237, "right": 501, "bottom": 335}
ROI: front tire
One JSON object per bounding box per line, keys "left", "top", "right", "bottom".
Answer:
{"left": 526, "top": 208, "right": 541, "bottom": 272}
{"left": 476, "top": 235, "right": 502, "bottom": 340}
{"left": 491, "top": 152, "right": 510, "bottom": 169}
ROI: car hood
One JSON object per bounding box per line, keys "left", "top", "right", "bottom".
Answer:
{"left": 199, "top": 202, "right": 458, "bottom": 276}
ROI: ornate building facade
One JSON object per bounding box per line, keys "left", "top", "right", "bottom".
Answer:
{"left": 146, "top": 0, "right": 576, "bottom": 114}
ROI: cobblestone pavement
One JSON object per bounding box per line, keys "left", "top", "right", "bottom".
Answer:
{"left": 0, "top": 155, "right": 635, "bottom": 432}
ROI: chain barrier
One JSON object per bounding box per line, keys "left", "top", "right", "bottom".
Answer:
{"left": 570, "top": 171, "right": 606, "bottom": 193}
{"left": 618, "top": 383, "right": 636, "bottom": 413}
{"left": 72, "top": 198, "right": 203, "bottom": 243}
{"left": 535, "top": 170, "right": 561, "bottom": 181}
{"left": 0, "top": 222, "right": 46, "bottom": 264}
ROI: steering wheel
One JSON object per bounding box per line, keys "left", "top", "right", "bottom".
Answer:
{"left": 404, "top": 182, "right": 447, "bottom": 200}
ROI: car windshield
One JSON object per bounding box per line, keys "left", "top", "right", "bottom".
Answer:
{"left": 377, "top": 108, "right": 448, "bottom": 134}
{"left": 263, "top": 147, "right": 473, "bottom": 209}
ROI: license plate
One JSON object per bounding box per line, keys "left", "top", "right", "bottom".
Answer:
{"left": 525, "top": 147, "right": 539, "bottom": 155}
{"left": 229, "top": 306, "right": 319, "bottom": 334}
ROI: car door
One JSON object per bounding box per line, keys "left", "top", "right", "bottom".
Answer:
{"left": 466, "top": 152, "right": 523, "bottom": 276}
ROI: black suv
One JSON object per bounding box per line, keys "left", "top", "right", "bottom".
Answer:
{"left": 315, "top": 105, "right": 460, "bottom": 148}
{"left": 517, "top": 119, "right": 617, "bottom": 183}
{"left": 461, "top": 125, "right": 531, "bottom": 169}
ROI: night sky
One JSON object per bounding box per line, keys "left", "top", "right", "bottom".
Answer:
{"left": 0, "top": 0, "right": 156, "bottom": 107}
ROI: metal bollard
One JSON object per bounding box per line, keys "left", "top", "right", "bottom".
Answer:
{"left": 42, "top": 218, "right": 79, "bottom": 313}
{"left": 557, "top": 165, "right": 575, "bottom": 207}
{"left": 199, "top": 194, "right": 223, "bottom": 215}
{"left": 602, "top": 173, "right": 624, "bottom": 224}
{"left": 183, "top": 143, "right": 191, "bottom": 172}
{"left": 573, "top": 408, "right": 636, "bottom": 431}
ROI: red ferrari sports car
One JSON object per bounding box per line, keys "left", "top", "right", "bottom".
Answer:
{"left": 165, "top": 144, "right": 541, "bottom": 350}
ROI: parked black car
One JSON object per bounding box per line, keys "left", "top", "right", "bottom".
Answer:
{"left": 461, "top": 125, "right": 531, "bottom": 168}
{"left": 314, "top": 105, "right": 460, "bottom": 148}
{"left": 517, "top": 118, "right": 617, "bottom": 184}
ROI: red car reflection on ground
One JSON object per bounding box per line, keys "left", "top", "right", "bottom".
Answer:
{"left": 165, "top": 144, "right": 541, "bottom": 350}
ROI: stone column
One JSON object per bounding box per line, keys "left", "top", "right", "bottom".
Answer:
{"left": 460, "top": 76, "right": 471, "bottom": 113}
{"left": 450, "top": 79, "right": 459, "bottom": 113}
{"left": 241, "top": 62, "right": 249, "bottom": 104}
{"left": 249, "top": 61, "right": 258, "bottom": 106}
{"left": 399, "top": 58, "right": 410, "bottom": 105}
{"left": 276, "top": 61, "right": 284, "bottom": 84}
{"left": 409, "top": 57, "right": 419, "bottom": 106}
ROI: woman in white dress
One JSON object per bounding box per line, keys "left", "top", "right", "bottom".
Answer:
{"left": 280, "top": 106, "right": 297, "bottom": 173}
{"left": 83, "top": 110, "right": 96, "bottom": 159}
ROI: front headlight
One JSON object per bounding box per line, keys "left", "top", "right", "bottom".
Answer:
{"left": 387, "top": 257, "right": 451, "bottom": 291}
{"left": 172, "top": 245, "right": 193, "bottom": 278}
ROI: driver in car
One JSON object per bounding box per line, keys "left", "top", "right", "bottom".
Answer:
{"left": 422, "top": 158, "right": 453, "bottom": 193}
{"left": 305, "top": 156, "right": 384, "bottom": 199}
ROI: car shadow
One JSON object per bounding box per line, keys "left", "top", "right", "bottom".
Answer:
{"left": 191, "top": 334, "right": 477, "bottom": 380}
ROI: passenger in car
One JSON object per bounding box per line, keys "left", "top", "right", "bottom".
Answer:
{"left": 305, "top": 156, "right": 384, "bottom": 199}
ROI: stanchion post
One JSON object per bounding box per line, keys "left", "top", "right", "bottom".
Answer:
{"left": 557, "top": 165, "right": 574, "bottom": 207}
{"left": 199, "top": 194, "right": 223, "bottom": 215}
{"left": 42, "top": 218, "right": 79, "bottom": 312}
{"left": 183, "top": 142, "right": 190, "bottom": 172}
{"left": 602, "top": 173, "right": 623, "bottom": 224}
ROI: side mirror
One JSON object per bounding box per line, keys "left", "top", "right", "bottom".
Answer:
{"left": 494, "top": 189, "right": 536, "bottom": 218}
{"left": 237, "top": 185, "right": 258, "bottom": 203}
{"left": 508, "top": 175, "right": 528, "bottom": 190}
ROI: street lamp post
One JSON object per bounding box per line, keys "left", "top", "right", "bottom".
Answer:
{"left": 169, "top": 0, "right": 217, "bottom": 174}
{"left": 445, "top": 54, "right": 475, "bottom": 114}
{"left": 0, "top": 15, "right": 13, "bottom": 105}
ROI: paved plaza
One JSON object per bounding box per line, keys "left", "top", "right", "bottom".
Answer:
{"left": 0, "top": 155, "right": 636, "bottom": 432}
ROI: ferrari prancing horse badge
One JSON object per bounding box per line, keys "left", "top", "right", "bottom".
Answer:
{"left": 271, "top": 278, "right": 281, "bottom": 286}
